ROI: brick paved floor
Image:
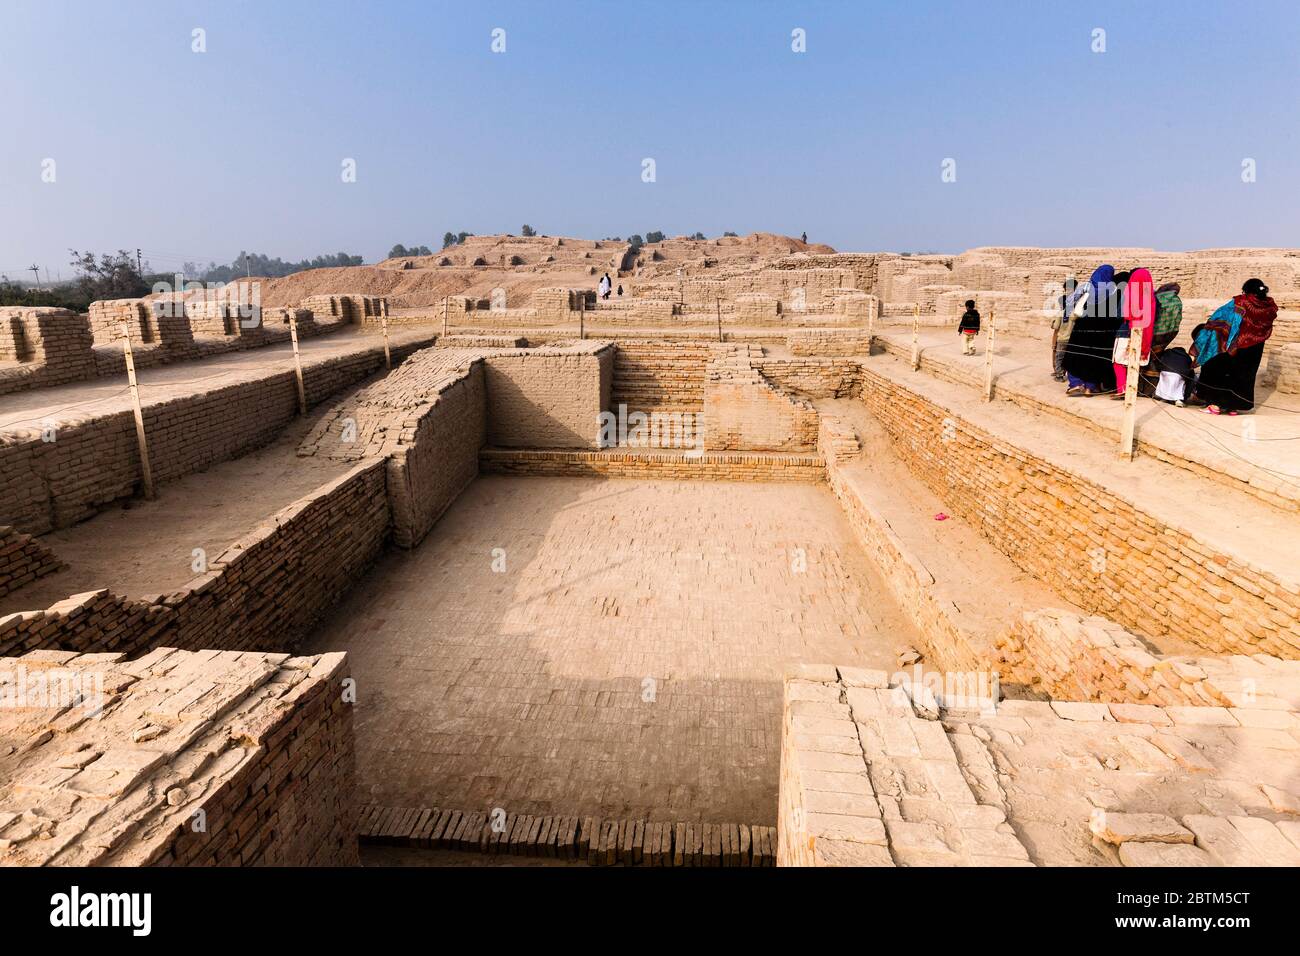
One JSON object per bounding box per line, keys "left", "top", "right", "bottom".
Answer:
{"left": 306, "top": 475, "right": 921, "bottom": 825}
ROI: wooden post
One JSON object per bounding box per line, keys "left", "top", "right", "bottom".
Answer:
{"left": 442, "top": 297, "right": 449, "bottom": 338}
{"left": 579, "top": 293, "right": 585, "bottom": 340}
{"left": 120, "top": 323, "right": 154, "bottom": 500}
{"left": 983, "top": 306, "right": 997, "bottom": 401}
{"left": 380, "top": 301, "right": 392, "bottom": 370}
{"left": 911, "top": 303, "right": 921, "bottom": 369}
{"left": 1118, "top": 329, "right": 1140, "bottom": 459}
{"left": 716, "top": 297, "right": 723, "bottom": 342}
{"left": 867, "top": 295, "right": 876, "bottom": 352}
{"left": 288, "top": 310, "right": 307, "bottom": 415}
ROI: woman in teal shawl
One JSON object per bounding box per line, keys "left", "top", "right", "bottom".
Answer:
{"left": 1192, "top": 279, "right": 1277, "bottom": 413}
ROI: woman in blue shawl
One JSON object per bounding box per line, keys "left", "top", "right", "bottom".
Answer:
{"left": 1064, "top": 264, "right": 1122, "bottom": 396}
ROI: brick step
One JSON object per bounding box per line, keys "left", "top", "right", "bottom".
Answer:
{"left": 359, "top": 804, "right": 777, "bottom": 867}
{"left": 479, "top": 446, "right": 824, "bottom": 481}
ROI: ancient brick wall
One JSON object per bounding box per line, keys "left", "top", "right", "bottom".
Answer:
{"left": 856, "top": 366, "right": 1300, "bottom": 659}
{"left": 702, "top": 348, "right": 818, "bottom": 452}
{"left": 754, "top": 357, "right": 862, "bottom": 398}
{"left": 787, "top": 330, "right": 873, "bottom": 357}
{"left": 167, "top": 461, "right": 389, "bottom": 652}
{"left": 1267, "top": 343, "right": 1300, "bottom": 395}
{"left": 479, "top": 447, "right": 824, "bottom": 482}
{"left": 0, "top": 461, "right": 389, "bottom": 659}
{"left": 483, "top": 344, "right": 613, "bottom": 449}
{"left": 0, "top": 526, "right": 63, "bottom": 600}
{"left": 87, "top": 299, "right": 156, "bottom": 345}
{"left": 0, "top": 338, "right": 429, "bottom": 536}
{"left": 0, "top": 648, "right": 358, "bottom": 866}
{"left": 387, "top": 364, "right": 488, "bottom": 548}
{"left": 995, "top": 609, "right": 1234, "bottom": 707}
{"left": 0, "top": 309, "right": 97, "bottom": 395}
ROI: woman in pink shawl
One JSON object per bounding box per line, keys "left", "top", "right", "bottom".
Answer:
{"left": 1112, "top": 268, "right": 1155, "bottom": 397}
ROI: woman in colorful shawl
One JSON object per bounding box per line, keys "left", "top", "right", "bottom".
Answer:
{"left": 1064, "top": 264, "right": 1121, "bottom": 396}
{"left": 1192, "top": 279, "right": 1277, "bottom": 414}
{"left": 1151, "top": 282, "right": 1183, "bottom": 354}
{"left": 1112, "top": 268, "right": 1154, "bottom": 397}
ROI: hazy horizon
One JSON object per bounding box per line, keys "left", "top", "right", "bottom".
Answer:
{"left": 3, "top": 0, "right": 1297, "bottom": 278}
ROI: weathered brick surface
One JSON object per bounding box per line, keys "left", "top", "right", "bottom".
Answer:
{"left": 0, "top": 527, "right": 63, "bottom": 600}
{"left": 483, "top": 344, "right": 613, "bottom": 449}
{"left": 1, "top": 337, "right": 431, "bottom": 536}
{"left": 356, "top": 805, "right": 775, "bottom": 866}
{"left": 0, "top": 648, "right": 357, "bottom": 866}
{"left": 855, "top": 365, "right": 1300, "bottom": 659}
{"left": 479, "top": 447, "right": 825, "bottom": 482}
{"left": 0, "top": 461, "right": 388, "bottom": 658}
{"left": 703, "top": 346, "right": 818, "bottom": 452}
{"left": 996, "top": 609, "right": 1236, "bottom": 706}
{"left": 0, "top": 309, "right": 97, "bottom": 395}
{"left": 778, "top": 664, "right": 1300, "bottom": 866}
{"left": 788, "top": 330, "right": 873, "bottom": 357}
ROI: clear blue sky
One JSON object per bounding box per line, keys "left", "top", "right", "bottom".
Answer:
{"left": 2, "top": 0, "right": 1297, "bottom": 277}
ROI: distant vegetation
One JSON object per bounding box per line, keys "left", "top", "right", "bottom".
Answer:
{"left": 645, "top": 231, "right": 666, "bottom": 244}
{"left": 1, "top": 249, "right": 160, "bottom": 311}
{"left": 442, "top": 231, "right": 474, "bottom": 249}
{"left": 187, "top": 251, "right": 363, "bottom": 282}
{"left": 387, "top": 244, "right": 433, "bottom": 258}
{"left": 723, "top": 231, "right": 738, "bottom": 237}
{"left": 521, "top": 224, "right": 536, "bottom": 237}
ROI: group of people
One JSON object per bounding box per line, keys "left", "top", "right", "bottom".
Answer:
{"left": 597, "top": 272, "right": 623, "bottom": 300}
{"left": 1047, "top": 266, "right": 1278, "bottom": 415}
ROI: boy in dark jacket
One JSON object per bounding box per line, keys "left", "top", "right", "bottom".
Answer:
{"left": 958, "top": 299, "right": 981, "bottom": 355}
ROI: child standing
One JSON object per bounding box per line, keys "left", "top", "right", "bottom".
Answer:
{"left": 958, "top": 299, "right": 981, "bottom": 355}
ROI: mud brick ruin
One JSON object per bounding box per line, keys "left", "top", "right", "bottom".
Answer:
{"left": 2, "top": 233, "right": 1299, "bottom": 867}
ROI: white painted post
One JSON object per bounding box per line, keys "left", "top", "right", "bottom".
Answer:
{"left": 288, "top": 311, "right": 307, "bottom": 415}
{"left": 381, "top": 301, "right": 392, "bottom": 370}
{"left": 983, "top": 306, "right": 997, "bottom": 401}
{"left": 120, "top": 323, "right": 154, "bottom": 500}
{"left": 1119, "top": 329, "right": 1140, "bottom": 459}
{"left": 911, "top": 303, "right": 921, "bottom": 369}
{"left": 867, "top": 295, "right": 876, "bottom": 352}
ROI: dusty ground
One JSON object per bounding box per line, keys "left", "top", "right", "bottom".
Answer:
{"left": 304, "top": 475, "right": 923, "bottom": 826}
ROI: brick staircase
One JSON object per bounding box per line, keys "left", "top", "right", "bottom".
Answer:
{"left": 611, "top": 342, "right": 712, "bottom": 414}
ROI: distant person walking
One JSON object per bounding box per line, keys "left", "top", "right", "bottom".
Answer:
{"left": 958, "top": 299, "right": 981, "bottom": 355}
{"left": 599, "top": 273, "right": 612, "bottom": 300}
{"left": 1193, "top": 278, "right": 1277, "bottom": 414}
{"left": 617, "top": 284, "right": 623, "bottom": 297}
{"left": 1052, "top": 277, "right": 1084, "bottom": 381}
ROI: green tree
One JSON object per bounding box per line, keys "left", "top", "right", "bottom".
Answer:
{"left": 521, "top": 224, "right": 536, "bottom": 237}
{"left": 645, "top": 230, "right": 665, "bottom": 244}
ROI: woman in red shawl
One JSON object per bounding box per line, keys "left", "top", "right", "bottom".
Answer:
{"left": 1194, "top": 278, "right": 1278, "bottom": 413}
{"left": 1112, "top": 268, "right": 1155, "bottom": 397}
